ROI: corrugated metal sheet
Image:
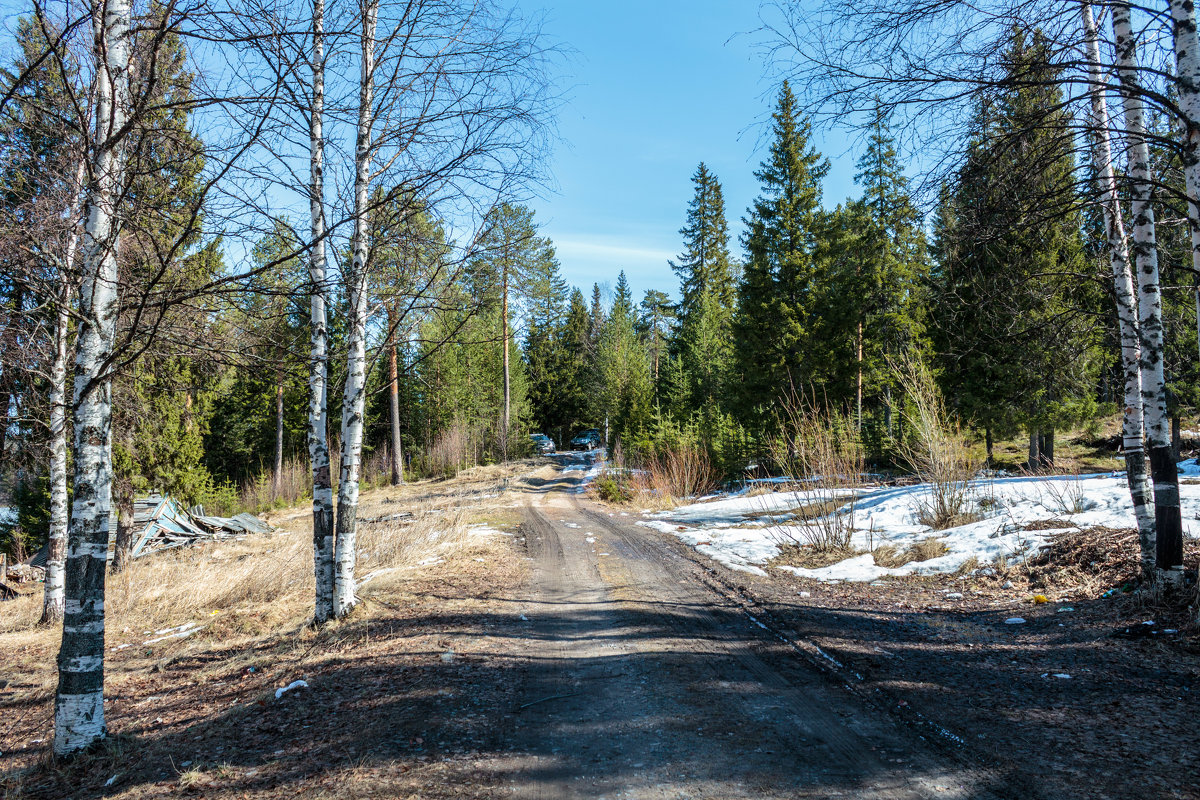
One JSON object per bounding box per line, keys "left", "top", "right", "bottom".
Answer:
{"left": 23, "top": 495, "right": 269, "bottom": 567}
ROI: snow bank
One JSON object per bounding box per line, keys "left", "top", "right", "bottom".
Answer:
{"left": 642, "top": 470, "right": 1200, "bottom": 582}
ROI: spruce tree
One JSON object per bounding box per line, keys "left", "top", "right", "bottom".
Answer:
{"left": 637, "top": 289, "right": 674, "bottom": 385}
{"left": 671, "top": 163, "right": 737, "bottom": 413}
{"left": 933, "top": 31, "right": 1101, "bottom": 465}
{"left": 847, "top": 105, "right": 929, "bottom": 433}
{"left": 733, "top": 81, "right": 830, "bottom": 426}
{"left": 595, "top": 271, "right": 652, "bottom": 448}
{"left": 671, "top": 163, "right": 735, "bottom": 317}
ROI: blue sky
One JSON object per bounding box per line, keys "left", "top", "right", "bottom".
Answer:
{"left": 517, "top": 0, "right": 864, "bottom": 304}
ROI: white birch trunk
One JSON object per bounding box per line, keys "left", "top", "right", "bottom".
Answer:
{"left": 387, "top": 306, "right": 404, "bottom": 486}
{"left": 1167, "top": 0, "right": 1200, "bottom": 579}
{"left": 1113, "top": 3, "right": 1183, "bottom": 577}
{"left": 273, "top": 372, "right": 284, "bottom": 492}
{"left": 308, "top": 0, "right": 335, "bottom": 625}
{"left": 42, "top": 281, "right": 72, "bottom": 625}
{"left": 43, "top": 158, "right": 87, "bottom": 625}
{"left": 334, "top": 0, "right": 378, "bottom": 618}
{"left": 1082, "top": 2, "right": 1155, "bottom": 575}
{"left": 54, "top": 0, "right": 131, "bottom": 755}
{"left": 501, "top": 262, "right": 510, "bottom": 458}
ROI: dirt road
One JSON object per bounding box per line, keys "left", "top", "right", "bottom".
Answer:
{"left": 2, "top": 458, "right": 1036, "bottom": 800}
{"left": 492, "top": 460, "right": 1014, "bottom": 799}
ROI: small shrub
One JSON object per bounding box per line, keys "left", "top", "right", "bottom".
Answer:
{"left": 894, "top": 355, "right": 979, "bottom": 530}
{"left": 594, "top": 471, "right": 632, "bottom": 503}
{"left": 641, "top": 444, "right": 720, "bottom": 500}
{"left": 1043, "top": 472, "right": 1086, "bottom": 515}
{"left": 765, "top": 394, "right": 864, "bottom": 553}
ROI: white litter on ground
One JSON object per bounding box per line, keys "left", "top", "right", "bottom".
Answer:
{"left": 143, "top": 621, "right": 206, "bottom": 645}
{"left": 640, "top": 470, "right": 1200, "bottom": 582}
{"left": 275, "top": 680, "right": 308, "bottom": 699}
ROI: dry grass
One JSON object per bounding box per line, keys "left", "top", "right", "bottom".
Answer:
{"left": 772, "top": 543, "right": 860, "bottom": 569}
{"left": 872, "top": 536, "right": 949, "bottom": 568}
{"left": 0, "top": 464, "right": 531, "bottom": 717}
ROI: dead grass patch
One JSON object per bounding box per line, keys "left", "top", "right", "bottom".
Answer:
{"left": 0, "top": 468, "right": 526, "bottom": 735}
{"left": 872, "top": 536, "right": 949, "bottom": 568}
{"left": 772, "top": 543, "right": 861, "bottom": 569}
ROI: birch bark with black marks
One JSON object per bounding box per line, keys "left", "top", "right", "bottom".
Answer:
{"left": 1082, "top": 1, "right": 1154, "bottom": 574}
{"left": 1168, "top": 0, "right": 1200, "bottom": 577}
{"left": 502, "top": 260, "right": 510, "bottom": 458}
{"left": 42, "top": 279, "right": 72, "bottom": 624}
{"left": 43, "top": 152, "right": 87, "bottom": 624}
{"left": 273, "top": 368, "right": 284, "bottom": 493}
{"left": 54, "top": 0, "right": 132, "bottom": 756}
{"left": 334, "top": 0, "right": 379, "bottom": 618}
{"left": 387, "top": 304, "right": 404, "bottom": 485}
{"left": 1113, "top": 3, "right": 1183, "bottom": 578}
{"left": 308, "top": 0, "right": 334, "bottom": 625}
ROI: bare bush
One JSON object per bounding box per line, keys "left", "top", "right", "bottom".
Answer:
{"left": 235, "top": 456, "right": 312, "bottom": 514}
{"left": 641, "top": 445, "right": 720, "bottom": 501}
{"left": 1042, "top": 471, "right": 1087, "bottom": 515}
{"left": 421, "top": 425, "right": 472, "bottom": 479}
{"left": 894, "top": 356, "right": 979, "bottom": 530}
{"left": 766, "top": 395, "right": 863, "bottom": 552}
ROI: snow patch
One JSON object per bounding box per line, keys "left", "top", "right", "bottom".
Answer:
{"left": 642, "top": 469, "right": 1200, "bottom": 582}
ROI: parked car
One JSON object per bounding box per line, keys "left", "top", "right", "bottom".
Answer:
{"left": 530, "top": 433, "right": 556, "bottom": 454}
{"left": 570, "top": 428, "right": 602, "bottom": 450}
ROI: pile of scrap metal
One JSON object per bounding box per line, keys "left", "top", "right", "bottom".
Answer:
{"left": 1, "top": 554, "right": 41, "bottom": 598}
{"left": 116, "top": 495, "right": 273, "bottom": 559}
{"left": 10, "top": 496, "right": 275, "bottom": 580}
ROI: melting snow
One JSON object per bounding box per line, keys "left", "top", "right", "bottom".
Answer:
{"left": 641, "top": 470, "right": 1200, "bottom": 582}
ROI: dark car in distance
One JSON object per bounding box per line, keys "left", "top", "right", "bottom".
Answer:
{"left": 530, "top": 433, "right": 555, "bottom": 454}
{"left": 570, "top": 429, "right": 602, "bottom": 451}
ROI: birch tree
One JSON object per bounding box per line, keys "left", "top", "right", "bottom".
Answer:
{"left": 307, "top": 0, "right": 335, "bottom": 624}
{"left": 43, "top": 158, "right": 85, "bottom": 624}
{"left": 1112, "top": 2, "right": 1183, "bottom": 578}
{"left": 54, "top": 0, "right": 132, "bottom": 754}
{"left": 1081, "top": 0, "right": 1155, "bottom": 575}
{"left": 331, "top": 0, "right": 378, "bottom": 618}
{"left": 1167, "top": 0, "right": 1200, "bottom": 580}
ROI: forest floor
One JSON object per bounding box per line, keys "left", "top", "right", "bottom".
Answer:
{"left": 1, "top": 453, "right": 1198, "bottom": 799}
